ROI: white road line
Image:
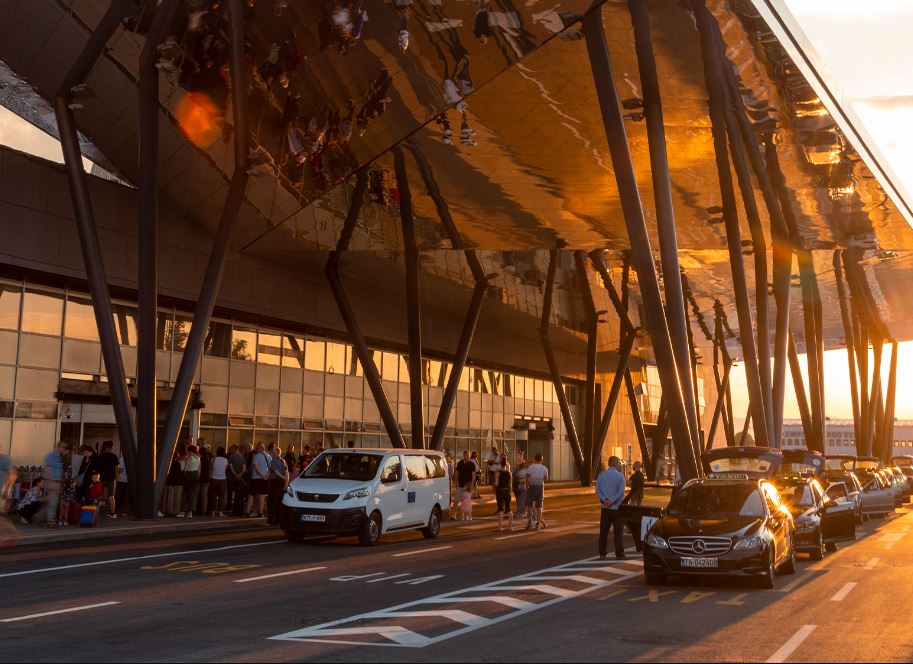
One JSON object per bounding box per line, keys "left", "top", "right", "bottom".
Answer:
{"left": 494, "top": 524, "right": 584, "bottom": 541}
{"left": 766, "top": 625, "right": 817, "bottom": 663}
{"left": 829, "top": 582, "right": 857, "bottom": 602}
{"left": 883, "top": 541, "right": 897, "bottom": 550}
{"left": 393, "top": 546, "right": 453, "bottom": 558}
{"left": 234, "top": 566, "right": 327, "bottom": 584}
{"left": 367, "top": 574, "right": 412, "bottom": 583}
{"left": 1, "top": 601, "right": 120, "bottom": 623}
{"left": 0, "top": 540, "right": 285, "bottom": 579}
{"left": 864, "top": 557, "right": 880, "bottom": 570}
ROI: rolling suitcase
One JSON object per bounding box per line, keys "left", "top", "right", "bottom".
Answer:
{"left": 79, "top": 505, "right": 98, "bottom": 527}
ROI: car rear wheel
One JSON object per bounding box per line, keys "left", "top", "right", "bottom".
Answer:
{"left": 421, "top": 506, "right": 442, "bottom": 539}
{"left": 644, "top": 572, "right": 665, "bottom": 586}
{"left": 810, "top": 530, "right": 825, "bottom": 560}
{"left": 359, "top": 511, "right": 382, "bottom": 546}
{"left": 825, "top": 541, "right": 837, "bottom": 553}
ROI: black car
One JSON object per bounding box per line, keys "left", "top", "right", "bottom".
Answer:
{"left": 643, "top": 447, "right": 796, "bottom": 589}
{"left": 774, "top": 450, "right": 856, "bottom": 558}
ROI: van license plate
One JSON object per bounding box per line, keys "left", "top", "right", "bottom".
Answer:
{"left": 299, "top": 514, "right": 326, "bottom": 523}
{"left": 680, "top": 557, "right": 718, "bottom": 568}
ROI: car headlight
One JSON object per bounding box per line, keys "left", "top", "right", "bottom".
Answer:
{"left": 645, "top": 533, "right": 668, "bottom": 549}
{"left": 734, "top": 535, "right": 763, "bottom": 550}
{"left": 285, "top": 486, "right": 295, "bottom": 498}
{"left": 342, "top": 487, "right": 370, "bottom": 500}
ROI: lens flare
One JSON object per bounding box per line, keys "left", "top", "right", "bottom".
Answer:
{"left": 174, "top": 92, "right": 221, "bottom": 148}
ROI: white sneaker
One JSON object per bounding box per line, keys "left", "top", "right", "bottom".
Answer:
{"left": 177, "top": 512, "right": 186, "bottom": 518}
{"left": 187, "top": 513, "right": 193, "bottom": 519}
{"left": 157, "top": 511, "right": 165, "bottom": 517}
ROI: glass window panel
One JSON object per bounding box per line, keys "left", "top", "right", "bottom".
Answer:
{"left": 459, "top": 367, "right": 470, "bottom": 391}
{"left": 200, "top": 427, "right": 227, "bottom": 449}
{"left": 525, "top": 377, "right": 535, "bottom": 401}
{"left": 112, "top": 304, "right": 137, "bottom": 346}
{"left": 231, "top": 326, "right": 256, "bottom": 361}
{"left": 0, "top": 365, "right": 14, "bottom": 400}
{"left": 344, "top": 346, "right": 363, "bottom": 376}
{"left": 381, "top": 352, "right": 399, "bottom": 381}
{"left": 0, "top": 401, "right": 13, "bottom": 418}
{"left": 15, "top": 368, "right": 58, "bottom": 401}
{"left": 257, "top": 330, "right": 282, "bottom": 366}
{"left": 0, "top": 330, "right": 16, "bottom": 365}
{"left": 282, "top": 334, "right": 305, "bottom": 368}
{"left": 488, "top": 371, "right": 501, "bottom": 395}
{"left": 326, "top": 342, "right": 346, "bottom": 375}
{"left": 535, "top": 379, "right": 543, "bottom": 402}
{"left": 227, "top": 428, "right": 253, "bottom": 448}
{"left": 230, "top": 361, "right": 255, "bottom": 388}
{"left": 170, "top": 314, "right": 193, "bottom": 352}
{"left": 22, "top": 290, "right": 63, "bottom": 336}
{"left": 64, "top": 296, "right": 97, "bottom": 340}
{"left": 204, "top": 320, "right": 232, "bottom": 357}
{"left": 398, "top": 355, "right": 409, "bottom": 382}
{"left": 14, "top": 402, "right": 58, "bottom": 419}
{"left": 155, "top": 308, "right": 173, "bottom": 351}
{"left": 201, "top": 356, "right": 229, "bottom": 385}
{"left": 256, "top": 363, "right": 280, "bottom": 391}
{"left": 305, "top": 340, "right": 325, "bottom": 371}
{"left": 19, "top": 334, "right": 60, "bottom": 369}
{"left": 279, "top": 430, "right": 301, "bottom": 449}
{"left": 512, "top": 375, "right": 523, "bottom": 400}
{"left": 201, "top": 413, "right": 228, "bottom": 427}
{"left": 0, "top": 285, "right": 21, "bottom": 331}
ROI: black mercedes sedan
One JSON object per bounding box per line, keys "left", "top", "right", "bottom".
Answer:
{"left": 643, "top": 477, "right": 796, "bottom": 589}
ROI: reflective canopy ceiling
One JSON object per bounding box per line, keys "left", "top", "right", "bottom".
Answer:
{"left": 2, "top": 0, "right": 913, "bottom": 355}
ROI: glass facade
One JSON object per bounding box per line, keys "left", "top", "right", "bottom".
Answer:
{"left": 0, "top": 278, "right": 577, "bottom": 479}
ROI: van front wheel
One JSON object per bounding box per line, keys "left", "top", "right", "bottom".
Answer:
{"left": 422, "top": 506, "right": 442, "bottom": 539}
{"left": 359, "top": 511, "right": 382, "bottom": 546}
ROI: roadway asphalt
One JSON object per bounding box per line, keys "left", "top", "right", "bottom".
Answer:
{"left": 0, "top": 493, "right": 910, "bottom": 662}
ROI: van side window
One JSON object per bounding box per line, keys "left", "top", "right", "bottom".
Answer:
{"left": 424, "top": 455, "right": 446, "bottom": 479}
{"left": 405, "top": 455, "right": 429, "bottom": 481}
{"left": 381, "top": 456, "right": 402, "bottom": 483}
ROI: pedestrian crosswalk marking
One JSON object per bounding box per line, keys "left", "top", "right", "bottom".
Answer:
{"left": 269, "top": 556, "right": 642, "bottom": 648}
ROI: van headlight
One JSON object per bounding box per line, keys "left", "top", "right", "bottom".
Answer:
{"left": 286, "top": 486, "right": 295, "bottom": 498}
{"left": 342, "top": 487, "right": 370, "bottom": 500}
{"left": 645, "top": 533, "right": 668, "bottom": 549}
{"left": 734, "top": 535, "right": 763, "bottom": 550}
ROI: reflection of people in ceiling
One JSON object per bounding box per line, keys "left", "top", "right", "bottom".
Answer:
{"left": 319, "top": 0, "right": 369, "bottom": 55}
{"left": 393, "top": 0, "right": 412, "bottom": 53}
{"left": 473, "top": 0, "right": 494, "bottom": 44}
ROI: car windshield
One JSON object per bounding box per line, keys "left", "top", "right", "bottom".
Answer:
{"left": 301, "top": 453, "right": 383, "bottom": 481}
{"left": 667, "top": 484, "right": 765, "bottom": 518}
{"left": 784, "top": 484, "right": 815, "bottom": 508}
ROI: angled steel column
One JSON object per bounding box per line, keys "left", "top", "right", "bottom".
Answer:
{"left": 856, "top": 320, "right": 870, "bottom": 457}
{"left": 582, "top": 7, "right": 699, "bottom": 480}
{"left": 624, "top": 369, "right": 652, "bottom": 475}
{"left": 575, "top": 252, "right": 598, "bottom": 482}
{"left": 874, "top": 381, "right": 885, "bottom": 461}
{"left": 52, "top": 0, "right": 139, "bottom": 509}
{"left": 628, "top": 0, "right": 701, "bottom": 453}
{"left": 404, "top": 142, "right": 488, "bottom": 451}
{"left": 693, "top": 0, "right": 769, "bottom": 448}
{"left": 592, "top": 332, "right": 635, "bottom": 478}
{"left": 740, "top": 407, "right": 752, "bottom": 446}
{"left": 787, "top": 332, "right": 814, "bottom": 446}
{"left": 154, "top": 0, "right": 253, "bottom": 506}
{"left": 864, "top": 337, "right": 884, "bottom": 457}
{"left": 325, "top": 171, "right": 405, "bottom": 449}
{"left": 707, "top": 350, "right": 732, "bottom": 450}
{"left": 541, "top": 250, "right": 587, "bottom": 482}
{"left": 883, "top": 341, "right": 899, "bottom": 463}
{"left": 833, "top": 250, "right": 861, "bottom": 445}
{"left": 135, "top": 0, "right": 180, "bottom": 519}
{"left": 392, "top": 147, "right": 424, "bottom": 449}
{"left": 797, "top": 251, "right": 824, "bottom": 452}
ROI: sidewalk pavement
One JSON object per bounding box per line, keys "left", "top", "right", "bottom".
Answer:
{"left": 1, "top": 481, "right": 599, "bottom": 549}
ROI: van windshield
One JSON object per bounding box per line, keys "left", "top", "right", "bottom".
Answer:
{"left": 301, "top": 453, "right": 383, "bottom": 481}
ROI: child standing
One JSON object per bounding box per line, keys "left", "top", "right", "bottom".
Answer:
{"left": 460, "top": 488, "right": 473, "bottom": 521}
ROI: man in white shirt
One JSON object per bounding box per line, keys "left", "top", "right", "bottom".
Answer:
{"left": 250, "top": 443, "right": 271, "bottom": 518}
{"left": 524, "top": 452, "right": 549, "bottom": 530}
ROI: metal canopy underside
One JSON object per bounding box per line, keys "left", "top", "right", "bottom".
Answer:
{"left": 2, "top": 0, "right": 913, "bottom": 355}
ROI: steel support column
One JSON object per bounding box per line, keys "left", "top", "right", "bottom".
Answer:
{"left": 856, "top": 321, "right": 870, "bottom": 457}
{"left": 787, "top": 332, "right": 814, "bottom": 445}
{"left": 797, "top": 251, "right": 824, "bottom": 453}
{"left": 325, "top": 171, "right": 405, "bottom": 449}
{"left": 833, "top": 250, "right": 861, "bottom": 444}
{"left": 624, "top": 369, "right": 652, "bottom": 476}
{"left": 693, "top": 0, "right": 769, "bottom": 447}
{"left": 707, "top": 354, "right": 731, "bottom": 450}
{"left": 883, "top": 341, "right": 898, "bottom": 463}
{"left": 404, "top": 142, "right": 488, "bottom": 451}
{"left": 583, "top": 7, "right": 699, "bottom": 480}
{"left": 392, "top": 147, "right": 425, "bottom": 449}
{"left": 541, "top": 251, "right": 587, "bottom": 483}
{"left": 576, "top": 252, "right": 598, "bottom": 483}
{"left": 628, "top": 0, "right": 701, "bottom": 454}
{"left": 863, "top": 337, "right": 884, "bottom": 457}
{"left": 592, "top": 332, "right": 635, "bottom": 478}
{"left": 154, "top": 0, "right": 252, "bottom": 507}
{"left": 52, "top": 0, "right": 139, "bottom": 510}
{"left": 135, "top": 0, "right": 180, "bottom": 518}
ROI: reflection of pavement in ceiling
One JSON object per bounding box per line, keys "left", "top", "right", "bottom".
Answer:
{"left": 2, "top": 0, "right": 913, "bottom": 350}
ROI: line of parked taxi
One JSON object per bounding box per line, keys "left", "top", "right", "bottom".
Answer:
{"left": 631, "top": 448, "right": 913, "bottom": 588}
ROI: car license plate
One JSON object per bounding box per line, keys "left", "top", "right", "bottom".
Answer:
{"left": 680, "top": 557, "right": 718, "bottom": 568}
{"left": 299, "top": 514, "right": 326, "bottom": 523}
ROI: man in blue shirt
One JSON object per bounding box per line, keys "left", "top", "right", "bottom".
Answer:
{"left": 40, "top": 442, "right": 68, "bottom": 527}
{"left": 595, "top": 456, "right": 628, "bottom": 559}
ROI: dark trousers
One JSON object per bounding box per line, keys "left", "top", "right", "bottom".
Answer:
{"left": 598, "top": 508, "right": 625, "bottom": 558}
{"left": 114, "top": 481, "right": 131, "bottom": 516}
{"left": 267, "top": 479, "right": 285, "bottom": 525}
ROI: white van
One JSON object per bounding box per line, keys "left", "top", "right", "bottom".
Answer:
{"left": 280, "top": 448, "right": 451, "bottom": 546}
